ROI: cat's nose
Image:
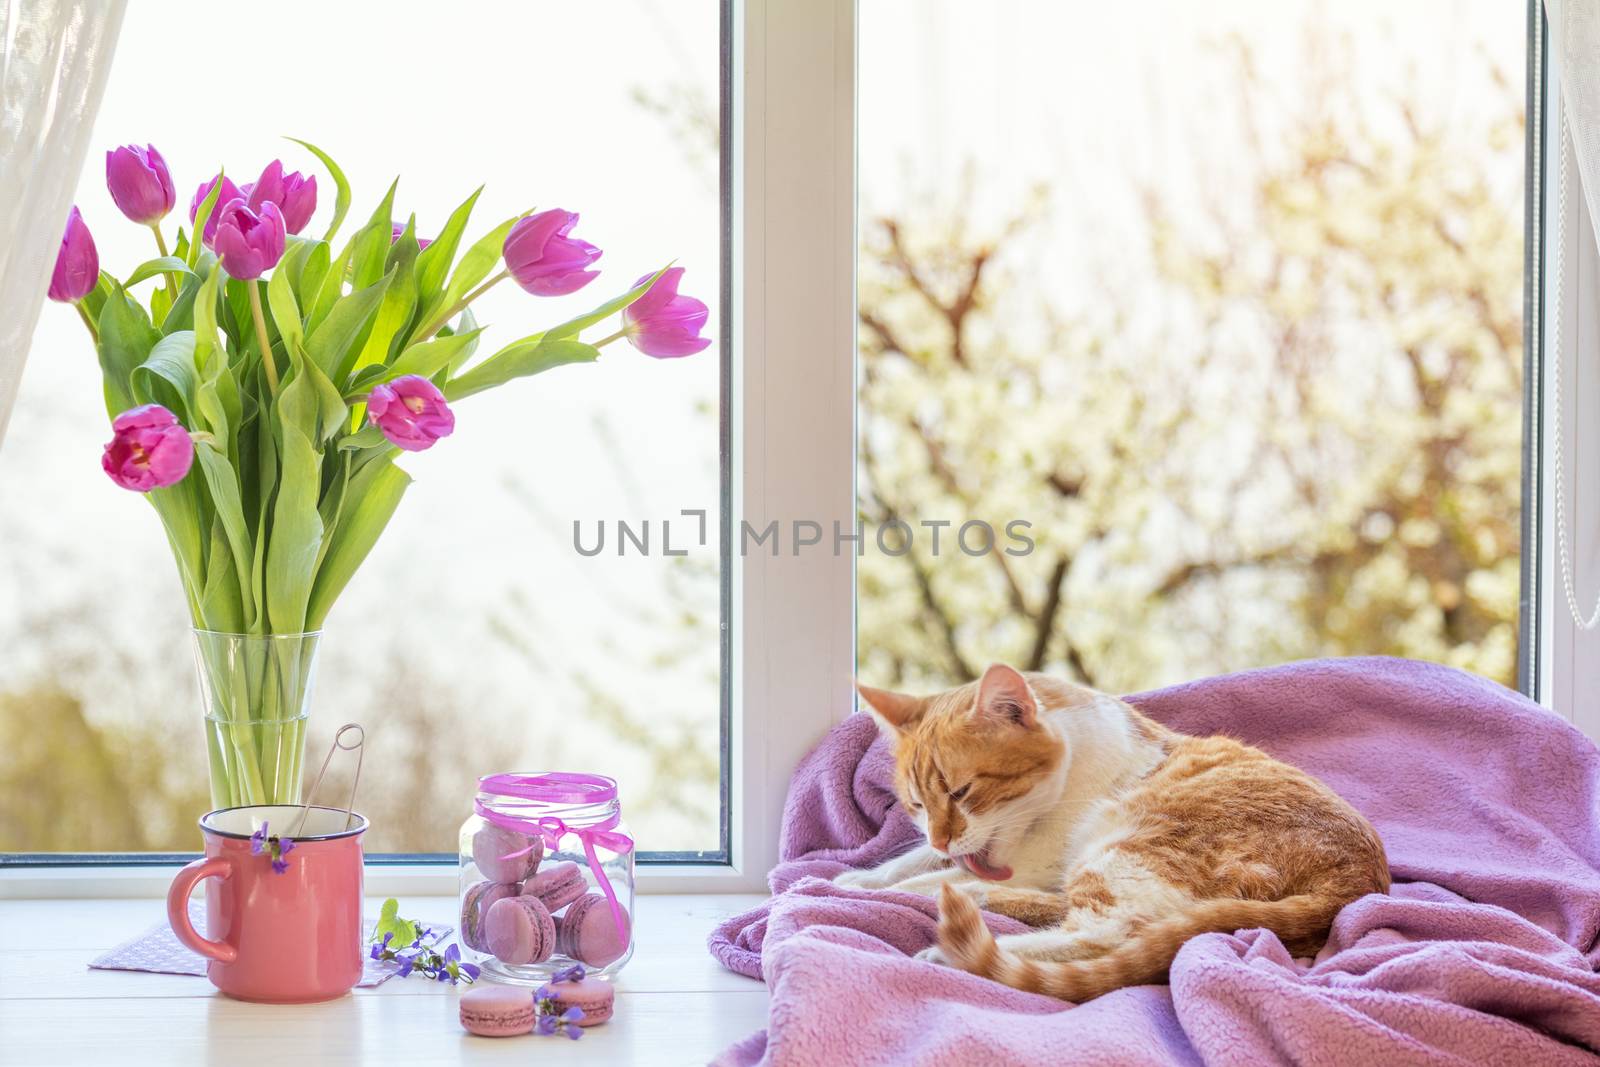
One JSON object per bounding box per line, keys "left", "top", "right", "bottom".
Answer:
{"left": 931, "top": 833, "right": 950, "bottom": 852}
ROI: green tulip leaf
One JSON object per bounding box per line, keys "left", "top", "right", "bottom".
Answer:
{"left": 197, "top": 518, "right": 245, "bottom": 634}
{"left": 548, "top": 264, "right": 671, "bottom": 341}
{"left": 97, "top": 288, "right": 159, "bottom": 417}
{"left": 125, "top": 256, "right": 192, "bottom": 288}
{"left": 307, "top": 455, "right": 410, "bottom": 629}
{"left": 343, "top": 246, "right": 416, "bottom": 386}
{"left": 305, "top": 268, "right": 393, "bottom": 379}
{"left": 266, "top": 270, "right": 304, "bottom": 356}
{"left": 442, "top": 308, "right": 480, "bottom": 377}
{"left": 419, "top": 212, "right": 521, "bottom": 332}
{"left": 382, "top": 328, "right": 483, "bottom": 384}
{"left": 335, "top": 422, "right": 387, "bottom": 452}
{"left": 287, "top": 138, "right": 353, "bottom": 245}
{"left": 350, "top": 179, "right": 398, "bottom": 291}
{"left": 296, "top": 242, "right": 332, "bottom": 313}
{"left": 264, "top": 371, "right": 326, "bottom": 633}
{"left": 131, "top": 330, "right": 199, "bottom": 427}
{"left": 188, "top": 171, "right": 228, "bottom": 270}
{"left": 161, "top": 272, "right": 202, "bottom": 334}
{"left": 413, "top": 186, "right": 482, "bottom": 306}
{"left": 194, "top": 441, "right": 257, "bottom": 626}
{"left": 307, "top": 240, "right": 355, "bottom": 333}
{"left": 192, "top": 267, "right": 223, "bottom": 371}
{"left": 444, "top": 338, "right": 599, "bottom": 402}
{"left": 147, "top": 477, "right": 207, "bottom": 623}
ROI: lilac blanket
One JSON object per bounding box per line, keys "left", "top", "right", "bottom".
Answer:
{"left": 708, "top": 658, "right": 1600, "bottom": 1066}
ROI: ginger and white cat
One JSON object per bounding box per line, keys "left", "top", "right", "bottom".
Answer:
{"left": 841, "top": 664, "right": 1389, "bottom": 1001}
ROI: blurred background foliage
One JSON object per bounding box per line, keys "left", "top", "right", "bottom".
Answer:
{"left": 856, "top": 35, "right": 1523, "bottom": 694}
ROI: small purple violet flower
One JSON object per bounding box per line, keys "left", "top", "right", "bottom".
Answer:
{"left": 250, "top": 821, "right": 295, "bottom": 874}
{"left": 532, "top": 981, "right": 586, "bottom": 1039}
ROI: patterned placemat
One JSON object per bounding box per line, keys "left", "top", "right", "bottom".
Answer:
{"left": 89, "top": 899, "right": 452, "bottom": 988}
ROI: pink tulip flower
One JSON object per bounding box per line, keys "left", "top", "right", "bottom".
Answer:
{"left": 390, "top": 222, "right": 432, "bottom": 250}
{"left": 101, "top": 404, "right": 194, "bottom": 491}
{"left": 189, "top": 174, "right": 244, "bottom": 246}
{"left": 48, "top": 207, "right": 99, "bottom": 303}
{"left": 621, "top": 267, "right": 711, "bottom": 358}
{"left": 106, "top": 144, "right": 176, "bottom": 225}
{"left": 503, "top": 209, "right": 601, "bottom": 296}
{"left": 242, "top": 160, "right": 318, "bottom": 235}
{"left": 367, "top": 375, "right": 455, "bottom": 452}
{"left": 213, "top": 199, "right": 286, "bottom": 281}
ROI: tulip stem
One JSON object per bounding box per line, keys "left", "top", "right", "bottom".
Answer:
{"left": 248, "top": 283, "right": 281, "bottom": 395}
{"left": 74, "top": 300, "right": 99, "bottom": 344}
{"left": 149, "top": 224, "right": 181, "bottom": 308}
{"left": 593, "top": 328, "right": 627, "bottom": 348}
{"left": 414, "top": 270, "right": 509, "bottom": 344}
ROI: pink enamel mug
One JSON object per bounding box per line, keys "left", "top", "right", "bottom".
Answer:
{"left": 166, "top": 804, "right": 367, "bottom": 1002}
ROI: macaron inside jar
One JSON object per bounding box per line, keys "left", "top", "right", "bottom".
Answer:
{"left": 523, "top": 860, "right": 587, "bottom": 914}
{"left": 461, "top": 880, "right": 522, "bottom": 953}
{"left": 472, "top": 823, "right": 542, "bottom": 884}
{"left": 556, "top": 893, "right": 631, "bottom": 968}
{"left": 485, "top": 895, "right": 557, "bottom": 966}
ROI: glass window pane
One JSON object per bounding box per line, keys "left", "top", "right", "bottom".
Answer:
{"left": 0, "top": 0, "right": 723, "bottom": 856}
{"left": 858, "top": 2, "right": 1525, "bottom": 694}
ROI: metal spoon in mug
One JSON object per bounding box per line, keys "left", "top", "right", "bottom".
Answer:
{"left": 292, "top": 723, "right": 365, "bottom": 837}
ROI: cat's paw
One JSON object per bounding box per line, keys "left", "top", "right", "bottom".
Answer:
{"left": 832, "top": 868, "right": 882, "bottom": 889}
{"left": 914, "top": 944, "right": 950, "bottom": 966}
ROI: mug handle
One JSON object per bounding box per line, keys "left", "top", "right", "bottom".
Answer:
{"left": 166, "top": 856, "right": 237, "bottom": 963}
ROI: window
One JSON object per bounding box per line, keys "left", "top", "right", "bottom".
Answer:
{"left": 3, "top": 1, "right": 1575, "bottom": 886}
{"left": 0, "top": 1, "right": 726, "bottom": 859}
{"left": 857, "top": 0, "right": 1529, "bottom": 695}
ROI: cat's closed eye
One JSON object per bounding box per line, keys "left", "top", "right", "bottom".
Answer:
{"left": 950, "top": 783, "right": 971, "bottom": 802}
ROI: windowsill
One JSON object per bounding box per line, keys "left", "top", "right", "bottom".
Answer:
{"left": 0, "top": 862, "right": 772, "bottom": 899}
{"left": 0, "top": 892, "right": 768, "bottom": 1065}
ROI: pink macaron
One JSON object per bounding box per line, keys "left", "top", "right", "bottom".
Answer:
{"left": 472, "top": 824, "right": 543, "bottom": 884}
{"left": 485, "top": 895, "right": 556, "bottom": 966}
{"left": 459, "top": 983, "right": 536, "bottom": 1037}
{"left": 461, "top": 880, "right": 521, "bottom": 953}
{"left": 523, "top": 861, "right": 587, "bottom": 914}
{"left": 546, "top": 976, "right": 614, "bottom": 1027}
{"left": 556, "top": 893, "right": 632, "bottom": 968}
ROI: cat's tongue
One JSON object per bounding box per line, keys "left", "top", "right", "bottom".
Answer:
{"left": 957, "top": 849, "right": 1013, "bottom": 882}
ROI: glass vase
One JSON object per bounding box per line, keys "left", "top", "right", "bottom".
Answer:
{"left": 193, "top": 630, "right": 318, "bottom": 809}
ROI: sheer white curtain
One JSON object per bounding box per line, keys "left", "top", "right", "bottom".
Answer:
{"left": 0, "top": 0, "right": 124, "bottom": 449}
{"left": 1545, "top": 0, "right": 1600, "bottom": 630}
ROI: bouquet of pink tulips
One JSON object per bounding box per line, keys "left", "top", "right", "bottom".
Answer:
{"left": 49, "top": 141, "right": 710, "bottom": 806}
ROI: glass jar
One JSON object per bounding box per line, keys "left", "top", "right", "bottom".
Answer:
{"left": 458, "top": 772, "right": 635, "bottom": 984}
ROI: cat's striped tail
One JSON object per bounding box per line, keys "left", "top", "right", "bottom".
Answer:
{"left": 935, "top": 882, "right": 1342, "bottom": 1003}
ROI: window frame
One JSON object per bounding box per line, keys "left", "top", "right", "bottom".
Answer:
{"left": 1535, "top": 0, "right": 1600, "bottom": 737}
{"left": 8, "top": 0, "right": 1580, "bottom": 894}
{"left": 0, "top": 0, "right": 858, "bottom": 898}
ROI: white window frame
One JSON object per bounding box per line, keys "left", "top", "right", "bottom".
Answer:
{"left": 0, "top": 0, "right": 857, "bottom": 899}
{"left": 1537, "top": 4, "right": 1600, "bottom": 741}
{"left": 13, "top": 0, "right": 1585, "bottom": 895}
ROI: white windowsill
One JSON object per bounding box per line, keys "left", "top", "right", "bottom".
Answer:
{"left": 0, "top": 862, "right": 771, "bottom": 900}
{"left": 0, "top": 892, "right": 768, "bottom": 1066}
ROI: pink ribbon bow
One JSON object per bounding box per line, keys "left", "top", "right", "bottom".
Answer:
{"left": 474, "top": 772, "right": 633, "bottom": 943}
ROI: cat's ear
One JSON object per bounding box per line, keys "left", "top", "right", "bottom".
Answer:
{"left": 974, "top": 664, "right": 1038, "bottom": 729}
{"left": 857, "top": 682, "right": 923, "bottom": 734}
